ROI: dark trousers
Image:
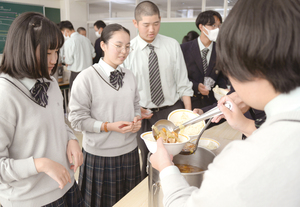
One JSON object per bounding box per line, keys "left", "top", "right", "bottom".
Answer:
{"left": 69, "top": 71, "right": 81, "bottom": 91}
{"left": 137, "top": 100, "right": 184, "bottom": 179}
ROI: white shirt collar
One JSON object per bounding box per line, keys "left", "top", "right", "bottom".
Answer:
{"left": 19, "top": 77, "right": 36, "bottom": 90}
{"left": 98, "top": 58, "right": 122, "bottom": 77}
{"left": 137, "top": 34, "right": 160, "bottom": 51}
{"left": 265, "top": 87, "right": 300, "bottom": 118}
{"left": 198, "top": 36, "right": 213, "bottom": 52}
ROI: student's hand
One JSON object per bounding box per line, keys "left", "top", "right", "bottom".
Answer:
{"left": 228, "top": 92, "right": 250, "bottom": 114}
{"left": 150, "top": 138, "right": 174, "bottom": 172}
{"left": 108, "top": 121, "right": 133, "bottom": 133}
{"left": 141, "top": 107, "right": 153, "bottom": 119}
{"left": 214, "top": 96, "right": 256, "bottom": 136}
{"left": 193, "top": 108, "right": 204, "bottom": 115}
{"left": 67, "top": 140, "right": 83, "bottom": 173}
{"left": 198, "top": 83, "right": 209, "bottom": 96}
{"left": 131, "top": 116, "right": 142, "bottom": 133}
{"left": 34, "top": 158, "right": 71, "bottom": 189}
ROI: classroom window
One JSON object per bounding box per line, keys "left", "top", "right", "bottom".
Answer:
{"left": 171, "top": 0, "right": 202, "bottom": 18}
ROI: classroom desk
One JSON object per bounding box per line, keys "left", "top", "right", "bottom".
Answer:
{"left": 59, "top": 81, "right": 69, "bottom": 112}
{"left": 113, "top": 121, "right": 242, "bottom": 207}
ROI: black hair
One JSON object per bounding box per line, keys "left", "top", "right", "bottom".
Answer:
{"left": 182, "top": 30, "right": 199, "bottom": 44}
{"left": 94, "top": 20, "right": 106, "bottom": 29}
{"left": 0, "top": 12, "right": 64, "bottom": 80}
{"left": 59, "top": 20, "right": 74, "bottom": 31}
{"left": 77, "top": 27, "right": 86, "bottom": 33}
{"left": 216, "top": 0, "right": 300, "bottom": 93}
{"left": 135, "top": 1, "right": 160, "bottom": 22}
{"left": 195, "top": 10, "right": 222, "bottom": 30}
{"left": 101, "top": 24, "right": 130, "bottom": 44}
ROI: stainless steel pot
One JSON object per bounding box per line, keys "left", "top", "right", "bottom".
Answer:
{"left": 147, "top": 147, "right": 215, "bottom": 207}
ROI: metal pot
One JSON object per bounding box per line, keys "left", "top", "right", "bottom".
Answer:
{"left": 147, "top": 147, "right": 215, "bottom": 207}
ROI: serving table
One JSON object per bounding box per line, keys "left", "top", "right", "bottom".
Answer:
{"left": 113, "top": 121, "right": 242, "bottom": 207}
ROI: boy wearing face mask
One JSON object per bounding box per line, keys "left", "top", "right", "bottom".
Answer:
{"left": 181, "top": 10, "right": 228, "bottom": 111}
{"left": 93, "top": 20, "right": 106, "bottom": 64}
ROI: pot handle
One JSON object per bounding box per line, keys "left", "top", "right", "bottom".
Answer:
{"left": 151, "top": 181, "right": 161, "bottom": 198}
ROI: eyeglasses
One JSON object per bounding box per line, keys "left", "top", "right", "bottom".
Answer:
{"left": 109, "top": 42, "right": 133, "bottom": 53}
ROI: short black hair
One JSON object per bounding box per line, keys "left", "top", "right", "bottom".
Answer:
{"left": 216, "top": 0, "right": 300, "bottom": 93}
{"left": 195, "top": 10, "right": 222, "bottom": 30}
{"left": 94, "top": 20, "right": 106, "bottom": 29}
{"left": 182, "top": 30, "right": 199, "bottom": 44}
{"left": 101, "top": 23, "right": 130, "bottom": 44}
{"left": 77, "top": 27, "right": 86, "bottom": 33}
{"left": 0, "top": 12, "right": 64, "bottom": 80}
{"left": 59, "top": 20, "right": 74, "bottom": 31}
{"left": 135, "top": 1, "right": 160, "bottom": 22}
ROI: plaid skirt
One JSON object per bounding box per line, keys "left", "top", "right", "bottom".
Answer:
{"left": 42, "top": 181, "right": 84, "bottom": 207}
{"left": 78, "top": 147, "right": 141, "bottom": 207}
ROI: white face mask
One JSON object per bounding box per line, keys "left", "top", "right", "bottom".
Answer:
{"left": 63, "top": 32, "right": 69, "bottom": 40}
{"left": 203, "top": 26, "right": 219, "bottom": 42}
{"left": 95, "top": 31, "right": 101, "bottom": 38}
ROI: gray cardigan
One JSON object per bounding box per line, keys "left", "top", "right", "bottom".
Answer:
{"left": 68, "top": 64, "right": 141, "bottom": 157}
{"left": 0, "top": 73, "right": 77, "bottom": 207}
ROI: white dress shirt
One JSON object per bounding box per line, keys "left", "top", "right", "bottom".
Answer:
{"left": 64, "top": 32, "right": 96, "bottom": 73}
{"left": 197, "top": 37, "right": 213, "bottom": 66}
{"left": 123, "top": 34, "right": 193, "bottom": 109}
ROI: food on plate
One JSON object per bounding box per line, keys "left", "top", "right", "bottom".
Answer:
{"left": 200, "top": 141, "right": 217, "bottom": 150}
{"left": 175, "top": 164, "right": 204, "bottom": 173}
{"left": 152, "top": 126, "right": 180, "bottom": 143}
{"left": 175, "top": 113, "right": 204, "bottom": 135}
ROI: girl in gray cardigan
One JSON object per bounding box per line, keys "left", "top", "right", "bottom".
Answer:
{"left": 0, "top": 12, "right": 83, "bottom": 207}
{"left": 69, "top": 24, "right": 142, "bottom": 207}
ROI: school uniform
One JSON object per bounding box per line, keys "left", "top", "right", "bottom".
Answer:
{"left": 123, "top": 34, "right": 194, "bottom": 179}
{"left": 0, "top": 73, "right": 83, "bottom": 207}
{"left": 68, "top": 59, "right": 141, "bottom": 207}
{"left": 181, "top": 38, "right": 228, "bottom": 110}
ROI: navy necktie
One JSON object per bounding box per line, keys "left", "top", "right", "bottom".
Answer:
{"left": 110, "top": 70, "right": 125, "bottom": 88}
{"left": 29, "top": 80, "right": 50, "bottom": 107}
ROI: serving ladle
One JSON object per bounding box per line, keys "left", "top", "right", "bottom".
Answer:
{"left": 152, "top": 101, "right": 232, "bottom": 139}
{"left": 179, "top": 117, "right": 212, "bottom": 155}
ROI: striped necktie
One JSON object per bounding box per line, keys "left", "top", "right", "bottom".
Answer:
{"left": 201, "top": 48, "right": 209, "bottom": 74}
{"left": 29, "top": 80, "right": 50, "bottom": 107}
{"left": 110, "top": 70, "right": 125, "bottom": 88}
{"left": 148, "top": 44, "right": 164, "bottom": 106}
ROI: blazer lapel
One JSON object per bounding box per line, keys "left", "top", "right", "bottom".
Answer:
{"left": 206, "top": 42, "right": 216, "bottom": 76}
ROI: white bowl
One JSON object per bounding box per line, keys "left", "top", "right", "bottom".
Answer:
{"left": 213, "top": 87, "right": 229, "bottom": 101}
{"left": 140, "top": 131, "right": 190, "bottom": 156}
{"left": 167, "top": 109, "right": 205, "bottom": 140}
{"left": 198, "top": 138, "right": 220, "bottom": 151}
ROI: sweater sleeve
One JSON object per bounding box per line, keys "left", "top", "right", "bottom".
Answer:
{"left": 68, "top": 70, "right": 99, "bottom": 133}
{"left": 0, "top": 116, "right": 38, "bottom": 184}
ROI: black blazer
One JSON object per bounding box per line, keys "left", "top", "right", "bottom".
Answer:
{"left": 93, "top": 37, "right": 103, "bottom": 64}
{"left": 181, "top": 39, "right": 227, "bottom": 110}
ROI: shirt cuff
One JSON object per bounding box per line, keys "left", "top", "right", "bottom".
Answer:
{"left": 159, "top": 165, "right": 181, "bottom": 180}
{"left": 93, "top": 121, "right": 103, "bottom": 133}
